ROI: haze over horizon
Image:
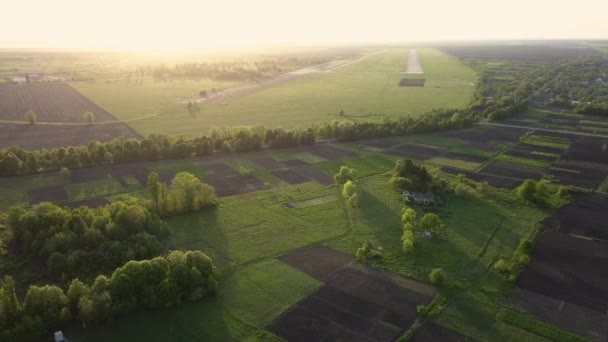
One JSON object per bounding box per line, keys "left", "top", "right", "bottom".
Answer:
{"left": 1, "top": 0, "right": 607, "bottom": 52}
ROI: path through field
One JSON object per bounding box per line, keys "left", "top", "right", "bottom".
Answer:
{"left": 403, "top": 49, "right": 424, "bottom": 74}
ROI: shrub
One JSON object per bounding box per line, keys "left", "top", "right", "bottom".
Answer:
{"left": 429, "top": 268, "right": 446, "bottom": 285}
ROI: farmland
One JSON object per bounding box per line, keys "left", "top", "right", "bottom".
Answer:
{"left": 2, "top": 43, "right": 608, "bottom": 342}
{"left": 1, "top": 117, "right": 599, "bottom": 341}
{"left": 0, "top": 83, "right": 138, "bottom": 148}
{"left": 74, "top": 48, "right": 476, "bottom": 137}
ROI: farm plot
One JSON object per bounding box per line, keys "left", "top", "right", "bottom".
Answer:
{"left": 504, "top": 144, "right": 560, "bottom": 163}
{"left": 27, "top": 185, "right": 68, "bottom": 204}
{"left": 205, "top": 174, "right": 264, "bottom": 197}
{"left": 548, "top": 164, "right": 607, "bottom": 189}
{"left": 410, "top": 322, "right": 468, "bottom": 342}
{"left": 309, "top": 144, "right": 358, "bottom": 160}
{"left": 0, "top": 122, "right": 138, "bottom": 150}
{"left": 293, "top": 165, "right": 334, "bottom": 185}
{"left": 272, "top": 170, "right": 310, "bottom": 185}
{"left": 442, "top": 167, "right": 522, "bottom": 190}
{"left": 280, "top": 159, "right": 307, "bottom": 167}
{"left": 509, "top": 288, "right": 608, "bottom": 341}
{"left": 517, "top": 231, "right": 608, "bottom": 313}
{"left": 544, "top": 194, "right": 608, "bottom": 240}
{"left": 253, "top": 157, "right": 284, "bottom": 170}
{"left": 563, "top": 137, "right": 608, "bottom": 164}
{"left": 200, "top": 163, "right": 238, "bottom": 177}
{"left": 358, "top": 137, "right": 402, "bottom": 149}
{"left": 480, "top": 161, "right": 544, "bottom": 180}
{"left": 385, "top": 144, "right": 445, "bottom": 161}
{"left": 0, "top": 83, "right": 119, "bottom": 122}
{"left": 272, "top": 246, "right": 437, "bottom": 342}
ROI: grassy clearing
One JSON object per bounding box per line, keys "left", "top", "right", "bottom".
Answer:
{"left": 76, "top": 48, "right": 475, "bottom": 136}
{"left": 428, "top": 157, "right": 481, "bottom": 170}
{"left": 497, "top": 154, "right": 551, "bottom": 169}
{"left": 167, "top": 182, "right": 347, "bottom": 266}
{"left": 65, "top": 297, "right": 257, "bottom": 342}
{"left": 64, "top": 178, "right": 125, "bottom": 201}
{"left": 496, "top": 308, "right": 590, "bottom": 342}
{"left": 72, "top": 78, "right": 238, "bottom": 122}
{"left": 220, "top": 259, "right": 321, "bottom": 327}
{"left": 287, "top": 194, "right": 337, "bottom": 208}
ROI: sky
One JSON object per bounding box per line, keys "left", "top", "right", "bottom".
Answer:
{"left": 1, "top": 0, "right": 607, "bottom": 51}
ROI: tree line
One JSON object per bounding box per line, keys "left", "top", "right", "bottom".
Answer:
{"left": 0, "top": 126, "right": 316, "bottom": 177}
{"left": 0, "top": 250, "right": 216, "bottom": 341}
{"left": 0, "top": 77, "right": 527, "bottom": 178}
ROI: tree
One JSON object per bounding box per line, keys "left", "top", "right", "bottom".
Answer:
{"left": 401, "top": 208, "right": 417, "bottom": 230}
{"left": 77, "top": 296, "right": 95, "bottom": 326}
{"left": 67, "top": 279, "right": 90, "bottom": 314}
{"left": 147, "top": 172, "right": 161, "bottom": 213}
{"left": 0, "top": 276, "right": 22, "bottom": 327}
{"left": 429, "top": 268, "right": 446, "bottom": 285}
{"left": 83, "top": 111, "right": 95, "bottom": 124}
{"left": 535, "top": 181, "right": 549, "bottom": 202}
{"left": 0, "top": 153, "right": 21, "bottom": 176}
{"left": 26, "top": 110, "right": 37, "bottom": 124}
{"left": 516, "top": 179, "right": 537, "bottom": 202}
{"left": 59, "top": 167, "right": 71, "bottom": 179}
{"left": 419, "top": 213, "right": 442, "bottom": 232}
{"left": 334, "top": 165, "right": 356, "bottom": 185}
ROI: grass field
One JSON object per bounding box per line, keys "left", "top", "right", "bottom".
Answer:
{"left": 3, "top": 124, "right": 591, "bottom": 341}
{"left": 74, "top": 48, "right": 476, "bottom": 136}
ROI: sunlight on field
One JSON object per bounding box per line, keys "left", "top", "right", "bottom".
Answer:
{"left": 73, "top": 48, "right": 475, "bottom": 137}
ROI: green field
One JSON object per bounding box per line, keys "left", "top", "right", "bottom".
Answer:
{"left": 74, "top": 48, "right": 476, "bottom": 136}
{"left": 2, "top": 124, "right": 585, "bottom": 341}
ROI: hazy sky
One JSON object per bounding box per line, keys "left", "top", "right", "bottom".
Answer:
{"left": 1, "top": 0, "right": 607, "bottom": 51}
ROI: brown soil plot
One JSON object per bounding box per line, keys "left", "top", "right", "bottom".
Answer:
{"left": 294, "top": 166, "right": 334, "bottom": 185}
{"left": 543, "top": 194, "right": 608, "bottom": 240}
{"left": 0, "top": 123, "right": 138, "bottom": 150}
{"left": 28, "top": 185, "right": 68, "bottom": 204}
{"left": 309, "top": 144, "right": 358, "bottom": 160}
{"left": 517, "top": 231, "right": 608, "bottom": 313}
{"left": 410, "top": 322, "right": 468, "bottom": 342}
{"left": 272, "top": 170, "right": 311, "bottom": 185}
{"left": 252, "top": 157, "right": 284, "bottom": 170}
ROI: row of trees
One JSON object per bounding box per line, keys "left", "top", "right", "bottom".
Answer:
{"left": 24, "top": 110, "right": 95, "bottom": 124}
{"left": 0, "top": 126, "right": 316, "bottom": 177}
{"left": 0, "top": 250, "right": 217, "bottom": 341}
{"left": 400, "top": 208, "right": 444, "bottom": 253}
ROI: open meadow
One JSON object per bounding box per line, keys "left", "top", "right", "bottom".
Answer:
{"left": 73, "top": 48, "right": 476, "bottom": 137}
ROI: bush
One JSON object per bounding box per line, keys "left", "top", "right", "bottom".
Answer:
{"left": 429, "top": 268, "right": 446, "bottom": 285}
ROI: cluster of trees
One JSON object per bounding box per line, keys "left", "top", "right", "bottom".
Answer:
{"left": 147, "top": 172, "right": 217, "bottom": 217}
{"left": 516, "top": 179, "right": 550, "bottom": 203}
{"left": 400, "top": 208, "right": 444, "bottom": 253}
{"left": 573, "top": 102, "right": 608, "bottom": 116}
{"left": 484, "top": 98, "right": 529, "bottom": 121}
{"left": 0, "top": 250, "right": 216, "bottom": 341}
{"left": 0, "top": 126, "right": 316, "bottom": 177}
{"left": 390, "top": 159, "right": 433, "bottom": 192}
{"left": 428, "top": 268, "right": 446, "bottom": 285}
{"left": 6, "top": 197, "right": 166, "bottom": 280}
{"left": 494, "top": 236, "right": 533, "bottom": 281}
{"left": 315, "top": 109, "right": 478, "bottom": 142}
{"left": 150, "top": 57, "right": 327, "bottom": 81}
{"left": 355, "top": 240, "right": 382, "bottom": 263}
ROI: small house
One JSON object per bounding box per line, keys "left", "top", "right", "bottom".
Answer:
{"left": 403, "top": 191, "right": 435, "bottom": 205}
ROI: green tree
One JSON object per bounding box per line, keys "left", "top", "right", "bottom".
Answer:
{"left": 26, "top": 110, "right": 37, "bottom": 124}
{"left": 0, "top": 276, "right": 22, "bottom": 326}
{"left": 419, "top": 213, "right": 442, "bottom": 232}
{"left": 67, "top": 279, "right": 90, "bottom": 314}
{"left": 0, "top": 153, "right": 21, "bottom": 176}
{"left": 334, "top": 165, "right": 356, "bottom": 185}
{"left": 429, "top": 268, "right": 446, "bottom": 285}
{"left": 147, "top": 172, "right": 161, "bottom": 213}
{"left": 60, "top": 167, "right": 71, "bottom": 179}
{"left": 517, "top": 179, "right": 537, "bottom": 202}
